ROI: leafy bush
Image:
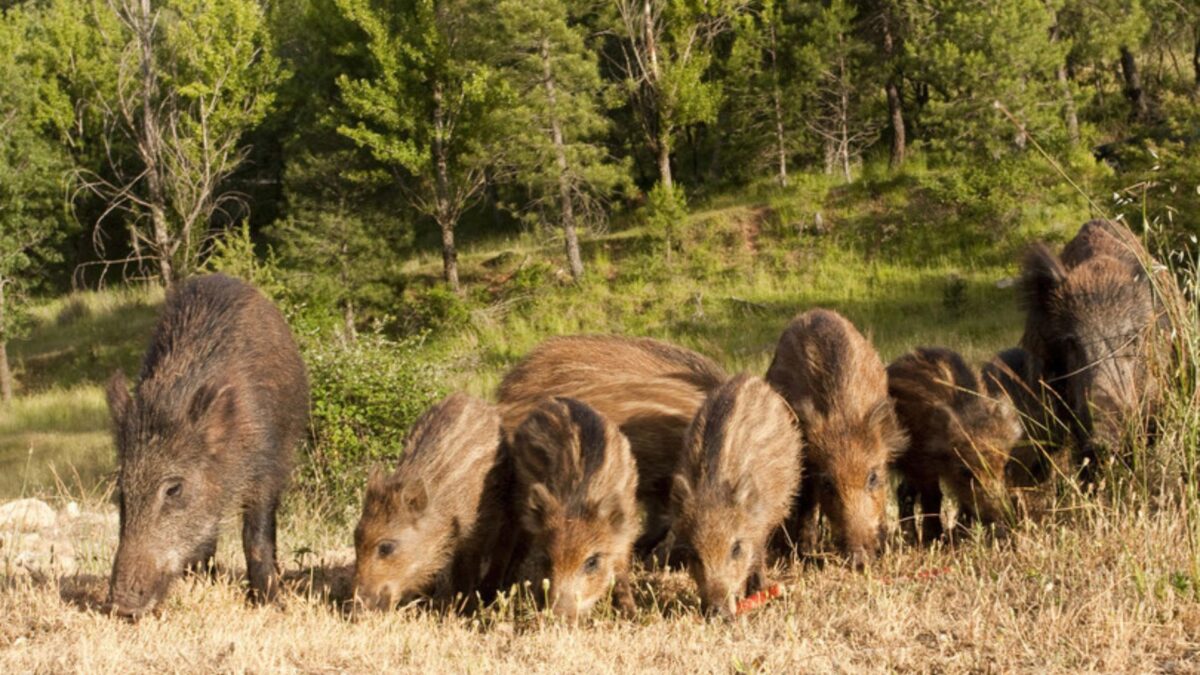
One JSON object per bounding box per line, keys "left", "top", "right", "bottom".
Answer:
{"left": 300, "top": 332, "right": 446, "bottom": 504}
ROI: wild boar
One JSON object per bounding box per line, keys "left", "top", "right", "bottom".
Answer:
{"left": 887, "top": 347, "right": 1023, "bottom": 543}
{"left": 765, "top": 309, "right": 907, "bottom": 567}
{"left": 669, "top": 374, "right": 801, "bottom": 619}
{"left": 509, "top": 397, "right": 639, "bottom": 622}
{"left": 105, "top": 274, "right": 308, "bottom": 618}
{"left": 352, "top": 393, "right": 514, "bottom": 611}
{"left": 1019, "top": 219, "right": 1178, "bottom": 477}
{"left": 498, "top": 335, "right": 726, "bottom": 554}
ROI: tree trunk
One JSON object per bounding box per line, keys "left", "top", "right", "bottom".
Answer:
{"left": 431, "top": 79, "right": 460, "bottom": 293}
{"left": 1120, "top": 45, "right": 1148, "bottom": 121}
{"left": 541, "top": 40, "right": 584, "bottom": 281}
{"left": 881, "top": 5, "right": 906, "bottom": 169}
{"left": 643, "top": 0, "right": 672, "bottom": 190}
{"left": 656, "top": 132, "right": 673, "bottom": 191}
{"left": 0, "top": 283, "right": 12, "bottom": 404}
{"left": 1193, "top": 27, "right": 1200, "bottom": 98}
{"left": 133, "top": 0, "right": 173, "bottom": 287}
{"left": 768, "top": 22, "right": 788, "bottom": 188}
{"left": 1058, "top": 63, "right": 1080, "bottom": 146}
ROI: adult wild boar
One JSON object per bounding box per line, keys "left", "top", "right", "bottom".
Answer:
{"left": 498, "top": 335, "right": 726, "bottom": 554}
{"left": 888, "top": 348, "right": 1023, "bottom": 542}
{"left": 105, "top": 274, "right": 308, "bottom": 618}
{"left": 1019, "top": 219, "right": 1179, "bottom": 476}
{"left": 670, "top": 374, "right": 801, "bottom": 619}
{"left": 510, "top": 397, "right": 639, "bottom": 622}
{"left": 353, "top": 393, "right": 513, "bottom": 611}
{"left": 766, "top": 309, "right": 907, "bottom": 567}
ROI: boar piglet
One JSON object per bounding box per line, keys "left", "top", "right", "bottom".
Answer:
{"left": 766, "top": 309, "right": 907, "bottom": 568}
{"left": 888, "top": 347, "right": 1023, "bottom": 543}
{"left": 353, "top": 393, "right": 513, "bottom": 611}
{"left": 498, "top": 335, "right": 726, "bottom": 555}
{"left": 510, "top": 397, "right": 639, "bottom": 622}
{"left": 105, "top": 274, "right": 309, "bottom": 619}
{"left": 670, "top": 374, "right": 801, "bottom": 619}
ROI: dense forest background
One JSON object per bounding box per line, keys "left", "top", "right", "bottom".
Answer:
{"left": 3, "top": 0, "right": 1200, "bottom": 497}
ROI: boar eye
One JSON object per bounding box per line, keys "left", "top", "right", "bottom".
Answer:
{"left": 163, "top": 480, "right": 183, "bottom": 500}
{"left": 730, "top": 540, "right": 744, "bottom": 560}
{"left": 866, "top": 469, "right": 880, "bottom": 491}
{"left": 583, "top": 554, "right": 601, "bottom": 574}
{"left": 377, "top": 541, "right": 396, "bottom": 558}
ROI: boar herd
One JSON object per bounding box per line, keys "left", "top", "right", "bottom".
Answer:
{"left": 102, "top": 219, "right": 1185, "bottom": 621}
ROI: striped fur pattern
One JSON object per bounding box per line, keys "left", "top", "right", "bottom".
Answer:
{"left": 888, "top": 348, "right": 1023, "bottom": 543}
{"left": 510, "top": 397, "right": 639, "bottom": 622}
{"left": 353, "top": 393, "right": 513, "bottom": 610}
{"left": 766, "top": 309, "right": 907, "bottom": 566}
{"left": 670, "top": 374, "right": 802, "bottom": 619}
{"left": 498, "top": 335, "right": 727, "bottom": 552}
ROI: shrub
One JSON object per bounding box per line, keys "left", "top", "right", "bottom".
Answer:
{"left": 300, "top": 331, "right": 446, "bottom": 504}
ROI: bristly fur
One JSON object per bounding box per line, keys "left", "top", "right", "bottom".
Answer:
{"left": 888, "top": 348, "right": 1023, "bottom": 540}
{"left": 671, "top": 374, "right": 802, "bottom": 616}
{"left": 765, "top": 309, "right": 906, "bottom": 466}
{"left": 1017, "top": 221, "right": 1176, "bottom": 472}
{"left": 508, "top": 396, "right": 640, "bottom": 620}
{"left": 106, "top": 273, "right": 308, "bottom": 616}
{"left": 764, "top": 309, "right": 905, "bottom": 563}
{"left": 511, "top": 397, "right": 637, "bottom": 522}
{"left": 497, "top": 335, "right": 726, "bottom": 552}
{"left": 354, "top": 393, "right": 513, "bottom": 607}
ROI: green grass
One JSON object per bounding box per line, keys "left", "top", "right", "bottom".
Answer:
{"left": 0, "top": 171, "right": 1088, "bottom": 499}
{"left": 0, "top": 384, "right": 112, "bottom": 497}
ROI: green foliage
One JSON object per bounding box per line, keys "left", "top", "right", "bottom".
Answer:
{"left": 908, "top": 0, "right": 1066, "bottom": 160}
{"left": 301, "top": 332, "right": 446, "bottom": 502}
{"left": 646, "top": 182, "right": 688, "bottom": 260}
{"left": 0, "top": 5, "right": 74, "bottom": 345}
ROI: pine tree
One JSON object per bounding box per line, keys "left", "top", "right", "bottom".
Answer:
{"left": 496, "top": 0, "right": 630, "bottom": 281}
{"left": 335, "top": 0, "right": 508, "bottom": 293}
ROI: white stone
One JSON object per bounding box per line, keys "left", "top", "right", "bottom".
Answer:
{"left": 0, "top": 499, "right": 58, "bottom": 533}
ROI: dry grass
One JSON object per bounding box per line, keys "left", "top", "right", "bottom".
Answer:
{"left": 2, "top": 494, "right": 1197, "bottom": 673}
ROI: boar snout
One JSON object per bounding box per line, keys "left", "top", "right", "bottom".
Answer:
{"left": 699, "top": 583, "right": 738, "bottom": 621}
{"left": 109, "top": 548, "right": 176, "bottom": 619}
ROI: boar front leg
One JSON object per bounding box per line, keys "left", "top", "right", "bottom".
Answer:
{"left": 242, "top": 493, "right": 280, "bottom": 604}
{"left": 792, "top": 473, "right": 821, "bottom": 557}
{"left": 611, "top": 566, "right": 636, "bottom": 617}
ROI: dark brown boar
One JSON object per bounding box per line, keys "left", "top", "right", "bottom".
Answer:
{"left": 498, "top": 335, "right": 726, "bottom": 554}
{"left": 1019, "top": 220, "right": 1177, "bottom": 477}
{"left": 104, "top": 274, "right": 308, "bottom": 618}
{"left": 510, "top": 397, "right": 639, "bottom": 622}
{"left": 352, "top": 393, "right": 513, "bottom": 611}
{"left": 887, "top": 348, "right": 1023, "bottom": 543}
{"left": 765, "top": 309, "right": 907, "bottom": 567}
{"left": 669, "top": 374, "right": 801, "bottom": 619}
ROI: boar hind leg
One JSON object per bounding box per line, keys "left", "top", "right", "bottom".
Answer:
{"left": 242, "top": 494, "right": 280, "bottom": 604}
{"left": 918, "top": 484, "right": 944, "bottom": 544}
{"left": 897, "top": 480, "right": 919, "bottom": 543}
{"left": 791, "top": 474, "right": 821, "bottom": 557}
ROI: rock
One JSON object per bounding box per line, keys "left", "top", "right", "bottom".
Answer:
{"left": 0, "top": 499, "right": 57, "bottom": 533}
{"left": 62, "top": 501, "right": 81, "bottom": 520}
{"left": 1, "top": 531, "right": 77, "bottom": 578}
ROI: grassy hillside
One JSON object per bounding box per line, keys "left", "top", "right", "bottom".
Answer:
{"left": 0, "top": 177, "right": 1069, "bottom": 498}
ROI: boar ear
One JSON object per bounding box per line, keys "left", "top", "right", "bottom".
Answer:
{"left": 670, "top": 473, "right": 693, "bottom": 514}
{"left": 524, "top": 483, "right": 558, "bottom": 534}
{"left": 402, "top": 478, "right": 429, "bottom": 515}
{"left": 731, "top": 477, "right": 759, "bottom": 511}
{"left": 366, "top": 464, "right": 390, "bottom": 495}
{"left": 190, "top": 382, "right": 242, "bottom": 454}
{"left": 1020, "top": 243, "right": 1067, "bottom": 314}
{"left": 870, "top": 399, "right": 909, "bottom": 456}
{"left": 106, "top": 370, "right": 132, "bottom": 428}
